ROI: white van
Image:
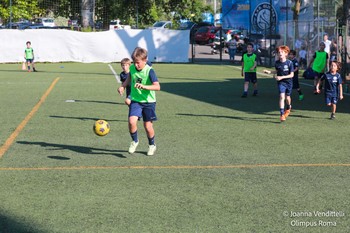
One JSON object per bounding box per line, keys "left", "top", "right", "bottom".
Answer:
{"left": 148, "top": 21, "right": 172, "bottom": 29}
{"left": 33, "top": 18, "right": 55, "bottom": 27}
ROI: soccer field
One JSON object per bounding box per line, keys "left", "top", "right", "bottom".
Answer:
{"left": 0, "top": 62, "right": 349, "bottom": 232}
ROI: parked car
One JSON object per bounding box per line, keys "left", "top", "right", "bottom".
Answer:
{"left": 32, "top": 18, "right": 55, "bottom": 27}
{"left": 148, "top": 21, "right": 172, "bottom": 29}
{"left": 179, "top": 21, "right": 214, "bottom": 43}
{"left": 109, "top": 19, "right": 131, "bottom": 30}
{"left": 194, "top": 26, "right": 219, "bottom": 45}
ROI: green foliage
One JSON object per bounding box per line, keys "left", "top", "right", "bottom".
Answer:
{"left": 1, "top": 0, "right": 211, "bottom": 28}
{"left": 0, "top": 0, "right": 44, "bottom": 23}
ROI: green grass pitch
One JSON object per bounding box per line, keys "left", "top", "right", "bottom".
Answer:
{"left": 0, "top": 62, "right": 349, "bottom": 232}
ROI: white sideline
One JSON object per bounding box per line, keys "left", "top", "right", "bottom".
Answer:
{"left": 108, "top": 64, "right": 121, "bottom": 83}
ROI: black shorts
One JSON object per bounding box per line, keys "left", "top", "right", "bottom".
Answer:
{"left": 244, "top": 72, "right": 257, "bottom": 83}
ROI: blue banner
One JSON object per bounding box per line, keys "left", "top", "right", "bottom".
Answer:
{"left": 222, "top": 0, "right": 314, "bottom": 36}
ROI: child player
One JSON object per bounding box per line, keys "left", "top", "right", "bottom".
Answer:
{"left": 119, "top": 58, "right": 131, "bottom": 106}
{"left": 264, "top": 46, "right": 294, "bottom": 122}
{"left": 118, "top": 47, "right": 160, "bottom": 156}
{"left": 289, "top": 49, "right": 304, "bottom": 100}
{"left": 308, "top": 41, "right": 329, "bottom": 94}
{"left": 241, "top": 42, "right": 258, "bottom": 97}
{"left": 316, "top": 61, "right": 343, "bottom": 119}
{"left": 24, "top": 41, "right": 37, "bottom": 72}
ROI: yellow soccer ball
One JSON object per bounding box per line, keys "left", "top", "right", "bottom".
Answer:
{"left": 93, "top": 120, "right": 110, "bottom": 136}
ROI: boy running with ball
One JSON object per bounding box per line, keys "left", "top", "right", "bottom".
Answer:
{"left": 118, "top": 47, "right": 160, "bottom": 156}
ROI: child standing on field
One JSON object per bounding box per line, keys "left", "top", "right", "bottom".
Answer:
{"left": 119, "top": 58, "right": 132, "bottom": 106}
{"left": 117, "top": 47, "right": 160, "bottom": 156}
{"left": 263, "top": 45, "right": 294, "bottom": 122}
{"left": 241, "top": 42, "right": 258, "bottom": 97}
{"left": 289, "top": 50, "right": 304, "bottom": 101}
{"left": 316, "top": 61, "right": 343, "bottom": 119}
{"left": 308, "top": 42, "right": 329, "bottom": 94}
{"left": 24, "top": 41, "right": 37, "bottom": 72}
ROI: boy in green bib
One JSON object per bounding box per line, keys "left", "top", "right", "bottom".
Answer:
{"left": 118, "top": 47, "right": 160, "bottom": 156}
{"left": 24, "top": 41, "right": 37, "bottom": 72}
{"left": 241, "top": 43, "right": 258, "bottom": 97}
{"left": 308, "top": 42, "right": 328, "bottom": 94}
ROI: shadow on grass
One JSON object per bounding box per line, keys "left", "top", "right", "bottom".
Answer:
{"left": 17, "top": 141, "right": 127, "bottom": 158}
{"left": 161, "top": 78, "right": 350, "bottom": 115}
{"left": 73, "top": 99, "right": 124, "bottom": 105}
{"left": 49, "top": 115, "right": 127, "bottom": 122}
{"left": 177, "top": 112, "right": 313, "bottom": 124}
{"left": 0, "top": 213, "right": 44, "bottom": 233}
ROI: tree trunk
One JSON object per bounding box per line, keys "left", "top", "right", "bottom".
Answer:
{"left": 81, "top": 0, "right": 95, "bottom": 28}
{"left": 293, "top": 0, "right": 301, "bottom": 39}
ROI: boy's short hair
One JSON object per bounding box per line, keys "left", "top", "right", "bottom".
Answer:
{"left": 289, "top": 49, "right": 296, "bottom": 56}
{"left": 26, "top": 41, "right": 31, "bottom": 45}
{"left": 121, "top": 58, "right": 131, "bottom": 65}
{"left": 246, "top": 42, "right": 254, "bottom": 48}
{"left": 132, "top": 47, "right": 148, "bottom": 61}
{"left": 277, "top": 45, "right": 290, "bottom": 54}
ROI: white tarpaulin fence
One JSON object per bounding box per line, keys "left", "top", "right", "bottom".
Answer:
{"left": 0, "top": 29, "right": 190, "bottom": 63}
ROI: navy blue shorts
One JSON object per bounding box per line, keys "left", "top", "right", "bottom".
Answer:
{"left": 244, "top": 72, "right": 257, "bottom": 83}
{"left": 26, "top": 59, "right": 34, "bottom": 63}
{"left": 129, "top": 101, "right": 157, "bottom": 122}
{"left": 278, "top": 79, "right": 293, "bottom": 96}
{"left": 325, "top": 96, "right": 338, "bottom": 105}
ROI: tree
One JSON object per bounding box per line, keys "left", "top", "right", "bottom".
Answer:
{"left": 291, "top": 0, "right": 301, "bottom": 39}
{"left": 0, "top": 0, "right": 44, "bottom": 24}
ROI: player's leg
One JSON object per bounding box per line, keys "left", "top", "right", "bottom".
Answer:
{"left": 128, "top": 102, "right": 142, "bottom": 153}
{"left": 125, "top": 97, "right": 131, "bottom": 106}
{"left": 252, "top": 74, "right": 258, "bottom": 96}
{"left": 27, "top": 59, "right": 31, "bottom": 71}
{"left": 242, "top": 73, "right": 250, "bottom": 97}
{"left": 32, "top": 60, "right": 37, "bottom": 72}
{"left": 330, "top": 97, "right": 337, "bottom": 119}
{"left": 284, "top": 82, "right": 292, "bottom": 118}
{"left": 278, "top": 84, "right": 287, "bottom": 122}
{"left": 313, "top": 72, "right": 320, "bottom": 94}
{"left": 142, "top": 103, "right": 157, "bottom": 155}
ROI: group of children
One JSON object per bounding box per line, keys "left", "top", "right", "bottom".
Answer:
{"left": 241, "top": 41, "right": 343, "bottom": 122}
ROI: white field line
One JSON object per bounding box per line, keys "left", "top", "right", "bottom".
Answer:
{"left": 108, "top": 64, "right": 121, "bottom": 83}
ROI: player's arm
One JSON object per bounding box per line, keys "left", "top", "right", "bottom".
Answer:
{"left": 277, "top": 71, "right": 294, "bottom": 81}
{"left": 263, "top": 69, "right": 277, "bottom": 75}
{"left": 137, "top": 81, "right": 160, "bottom": 91}
{"left": 315, "top": 74, "right": 324, "bottom": 92}
{"left": 250, "top": 60, "right": 257, "bottom": 71}
{"left": 118, "top": 74, "right": 130, "bottom": 95}
{"left": 339, "top": 82, "right": 343, "bottom": 100}
{"left": 293, "top": 64, "right": 299, "bottom": 73}
{"left": 308, "top": 54, "right": 315, "bottom": 68}
{"left": 325, "top": 54, "right": 329, "bottom": 72}
{"left": 134, "top": 69, "right": 161, "bottom": 91}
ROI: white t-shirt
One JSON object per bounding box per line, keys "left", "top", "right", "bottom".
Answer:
{"left": 299, "top": 50, "right": 306, "bottom": 59}
{"left": 324, "top": 39, "right": 331, "bottom": 54}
